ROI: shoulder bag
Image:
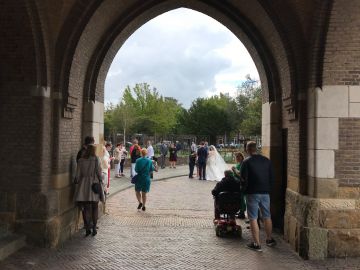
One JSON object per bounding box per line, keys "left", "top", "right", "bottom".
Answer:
{"left": 92, "top": 158, "right": 103, "bottom": 194}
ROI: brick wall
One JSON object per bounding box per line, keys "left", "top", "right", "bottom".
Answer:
{"left": 323, "top": 0, "right": 360, "bottom": 86}
{"left": 4, "top": 0, "right": 355, "bottom": 255}
{"left": 336, "top": 118, "right": 360, "bottom": 187}
{"left": 0, "top": 2, "right": 37, "bottom": 84}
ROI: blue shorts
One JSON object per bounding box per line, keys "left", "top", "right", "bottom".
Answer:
{"left": 246, "top": 194, "right": 271, "bottom": 220}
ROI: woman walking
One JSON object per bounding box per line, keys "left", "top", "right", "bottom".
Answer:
{"left": 135, "top": 149, "right": 155, "bottom": 211}
{"left": 169, "top": 143, "right": 177, "bottom": 168}
{"left": 75, "top": 145, "right": 104, "bottom": 236}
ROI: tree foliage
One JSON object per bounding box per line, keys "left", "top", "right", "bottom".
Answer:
{"left": 236, "top": 75, "right": 262, "bottom": 136}
{"left": 177, "top": 94, "right": 239, "bottom": 144}
{"left": 105, "top": 83, "right": 183, "bottom": 139}
{"left": 105, "top": 77, "right": 262, "bottom": 143}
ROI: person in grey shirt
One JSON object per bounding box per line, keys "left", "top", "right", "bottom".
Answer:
{"left": 159, "top": 141, "right": 168, "bottom": 169}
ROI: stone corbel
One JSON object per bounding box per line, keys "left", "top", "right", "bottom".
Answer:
{"left": 63, "top": 94, "right": 78, "bottom": 119}
{"left": 283, "top": 95, "right": 297, "bottom": 120}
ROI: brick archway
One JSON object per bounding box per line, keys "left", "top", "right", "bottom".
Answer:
{"left": 3, "top": 0, "right": 360, "bottom": 260}
{"left": 60, "top": 0, "right": 294, "bottom": 233}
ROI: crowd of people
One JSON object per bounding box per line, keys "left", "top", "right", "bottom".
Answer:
{"left": 74, "top": 136, "right": 276, "bottom": 253}
{"left": 74, "top": 137, "right": 160, "bottom": 237}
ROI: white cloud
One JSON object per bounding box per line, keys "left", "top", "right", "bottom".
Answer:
{"left": 105, "top": 8, "right": 259, "bottom": 108}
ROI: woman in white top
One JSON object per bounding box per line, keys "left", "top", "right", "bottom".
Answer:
{"left": 114, "top": 143, "right": 122, "bottom": 178}
{"left": 99, "top": 143, "right": 113, "bottom": 194}
{"left": 146, "top": 141, "right": 154, "bottom": 159}
{"left": 119, "top": 143, "right": 127, "bottom": 176}
{"left": 206, "top": 145, "right": 229, "bottom": 181}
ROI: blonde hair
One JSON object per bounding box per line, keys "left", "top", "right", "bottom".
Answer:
{"left": 141, "top": 149, "right": 148, "bottom": 157}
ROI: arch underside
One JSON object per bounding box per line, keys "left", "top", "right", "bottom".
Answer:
{"left": 58, "top": 0, "right": 294, "bottom": 234}
{"left": 60, "top": 0, "right": 296, "bottom": 111}
{"left": 58, "top": 0, "right": 295, "bottom": 226}
{"left": 0, "top": 0, "right": 313, "bottom": 255}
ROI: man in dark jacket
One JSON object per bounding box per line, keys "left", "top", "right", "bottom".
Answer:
{"left": 211, "top": 170, "right": 241, "bottom": 219}
{"left": 240, "top": 141, "right": 276, "bottom": 251}
{"left": 197, "top": 141, "right": 208, "bottom": 180}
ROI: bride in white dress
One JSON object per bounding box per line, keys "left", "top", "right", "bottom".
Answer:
{"left": 206, "top": 145, "right": 229, "bottom": 181}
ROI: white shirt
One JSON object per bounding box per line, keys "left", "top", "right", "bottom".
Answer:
{"left": 147, "top": 145, "right": 154, "bottom": 158}
{"left": 191, "top": 143, "right": 197, "bottom": 152}
{"left": 100, "top": 149, "right": 110, "bottom": 173}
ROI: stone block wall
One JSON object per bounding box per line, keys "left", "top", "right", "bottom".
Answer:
{"left": 285, "top": 85, "right": 360, "bottom": 259}
{"left": 284, "top": 0, "right": 360, "bottom": 258}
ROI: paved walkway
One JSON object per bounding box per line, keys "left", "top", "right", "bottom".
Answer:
{"left": 0, "top": 173, "right": 359, "bottom": 269}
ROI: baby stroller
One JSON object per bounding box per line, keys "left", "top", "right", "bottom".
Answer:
{"left": 213, "top": 192, "right": 242, "bottom": 238}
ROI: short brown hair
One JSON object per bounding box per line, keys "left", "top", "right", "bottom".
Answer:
{"left": 83, "top": 144, "right": 96, "bottom": 159}
{"left": 246, "top": 141, "right": 257, "bottom": 153}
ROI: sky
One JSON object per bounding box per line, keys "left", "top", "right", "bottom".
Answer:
{"left": 104, "top": 8, "right": 259, "bottom": 108}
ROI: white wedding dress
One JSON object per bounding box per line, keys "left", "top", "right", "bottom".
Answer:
{"left": 206, "top": 146, "right": 229, "bottom": 181}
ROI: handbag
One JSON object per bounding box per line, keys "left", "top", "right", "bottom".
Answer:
{"left": 92, "top": 182, "right": 102, "bottom": 194}
{"left": 92, "top": 158, "right": 103, "bottom": 194}
{"left": 114, "top": 159, "right": 120, "bottom": 164}
{"left": 131, "top": 174, "right": 138, "bottom": 184}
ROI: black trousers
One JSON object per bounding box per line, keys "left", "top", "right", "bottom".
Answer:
{"left": 189, "top": 163, "right": 195, "bottom": 177}
{"left": 80, "top": 201, "right": 99, "bottom": 230}
{"left": 198, "top": 161, "right": 206, "bottom": 179}
{"left": 120, "top": 159, "right": 125, "bottom": 173}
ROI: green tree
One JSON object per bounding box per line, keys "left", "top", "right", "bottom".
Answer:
{"left": 177, "top": 94, "right": 237, "bottom": 144}
{"left": 104, "top": 83, "right": 183, "bottom": 140}
{"left": 235, "top": 75, "right": 262, "bottom": 136}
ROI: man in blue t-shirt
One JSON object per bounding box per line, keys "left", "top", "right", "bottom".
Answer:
{"left": 240, "top": 141, "right": 276, "bottom": 251}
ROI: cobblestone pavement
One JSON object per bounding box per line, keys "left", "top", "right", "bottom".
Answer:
{"left": 1, "top": 177, "right": 359, "bottom": 270}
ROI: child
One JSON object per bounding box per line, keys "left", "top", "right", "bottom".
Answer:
{"left": 211, "top": 170, "right": 241, "bottom": 220}
{"left": 188, "top": 151, "right": 197, "bottom": 178}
